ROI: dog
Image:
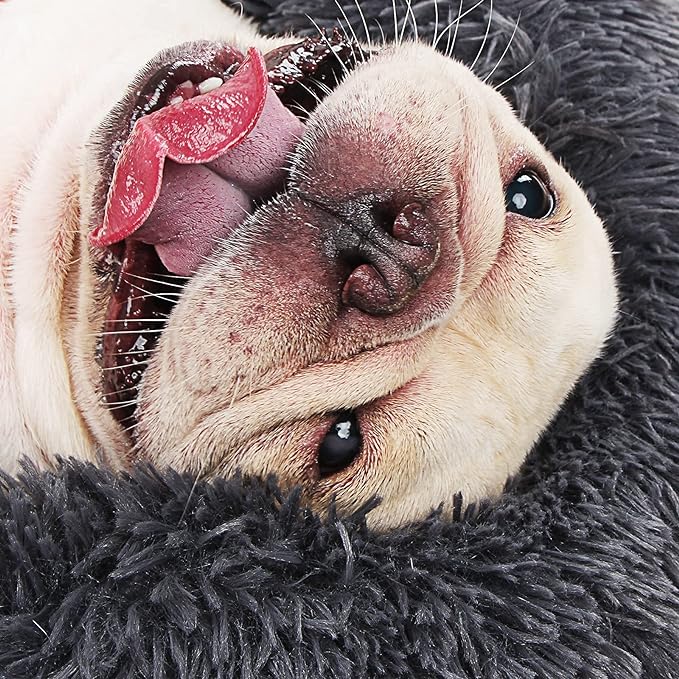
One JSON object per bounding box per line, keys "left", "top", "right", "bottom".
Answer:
{"left": 0, "top": 0, "right": 618, "bottom": 528}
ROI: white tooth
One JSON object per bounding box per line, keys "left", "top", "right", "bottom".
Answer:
{"left": 169, "top": 96, "right": 183, "bottom": 105}
{"left": 198, "top": 76, "right": 223, "bottom": 94}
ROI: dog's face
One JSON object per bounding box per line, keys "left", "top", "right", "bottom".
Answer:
{"left": 70, "top": 37, "right": 617, "bottom": 529}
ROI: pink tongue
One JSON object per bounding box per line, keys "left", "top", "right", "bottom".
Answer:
{"left": 89, "top": 48, "right": 271, "bottom": 249}
{"left": 133, "top": 87, "right": 304, "bottom": 275}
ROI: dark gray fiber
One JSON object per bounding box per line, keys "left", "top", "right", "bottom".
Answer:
{"left": 1, "top": 0, "right": 679, "bottom": 676}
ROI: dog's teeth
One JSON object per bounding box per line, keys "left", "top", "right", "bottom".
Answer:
{"left": 169, "top": 96, "right": 183, "bottom": 106}
{"left": 198, "top": 76, "right": 224, "bottom": 94}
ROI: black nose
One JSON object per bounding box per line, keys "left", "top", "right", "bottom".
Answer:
{"left": 329, "top": 196, "right": 440, "bottom": 315}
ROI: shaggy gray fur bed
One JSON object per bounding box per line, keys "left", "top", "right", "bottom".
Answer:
{"left": 1, "top": 0, "right": 678, "bottom": 677}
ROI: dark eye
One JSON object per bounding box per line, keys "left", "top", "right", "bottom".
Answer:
{"left": 318, "top": 412, "right": 361, "bottom": 477}
{"left": 505, "top": 170, "right": 555, "bottom": 219}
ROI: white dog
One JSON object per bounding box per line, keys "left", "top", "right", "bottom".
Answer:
{"left": 0, "top": 0, "right": 617, "bottom": 528}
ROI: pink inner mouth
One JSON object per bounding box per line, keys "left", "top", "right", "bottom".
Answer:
{"left": 90, "top": 48, "right": 304, "bottom": 276}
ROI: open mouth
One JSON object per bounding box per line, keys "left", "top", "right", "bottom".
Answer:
{"left": 93, "top": 32, "right": 368, "bottom": 431}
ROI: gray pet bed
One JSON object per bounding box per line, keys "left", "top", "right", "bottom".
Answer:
{"left": 1, "top": 0, "right": 678, "bottom": 677}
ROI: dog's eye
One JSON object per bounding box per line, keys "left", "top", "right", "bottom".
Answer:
{"left": 318, "top": 413, "right": 361, "bottom": 477}
{"left": 506, "top": 171, "right": 554, "bottom": 219}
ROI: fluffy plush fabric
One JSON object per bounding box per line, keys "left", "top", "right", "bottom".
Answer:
{"left": 2, "top": 0, "right": 678, "bottom": 677}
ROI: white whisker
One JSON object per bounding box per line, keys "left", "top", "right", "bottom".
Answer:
{"left": 124, "top": 272, "right": 187, "bottom": 289}
{"left": 433, "top": 0, "right": 484, "bottom": 53}
{"left": 335, "top": 15, "right": 359, "bottom": 63}
{"left": 353, "top": 0, "right": 374, "bottom": 51}
{"left": 106, "top": 399, "right": 138, "bottom": 411}
{"left": 108, "top": 348, "right": 158, "bottom": 358}
{"left": 126, "top": 281, "right": 183, "bottom": 303}
{"left": 494, "top": 58, "right": 534, "bottom": 90}
{"left": 229, "top": 375, "right": 242, "bottom": 409}
{"left": 121, "top": 421, "right": 139, "bottom": 435}
{"left": 483, "top": 11, "right": 520, "bottom": 84}
{"left": 374, "top": 17, "right": 386, "bottom": 47}
{"left": 102, "top": 360, "right": 149, "bottom": 372}
{"left": 308, "top": 76, "right": 335, "bottom": 98}
{"left": 432, "top": 0, "right": 440, "bottom": 49}
{"left": 469, "top": 0, "right": 493, "bottom": 73}
{"left": 93, "top": 329, "right": 165, "bottom": 336}
{"left": 334, "top": 1, "right": 362, "bottom": 53}
{"left": 103, "top": 318, "right": 168, "bottom": 324}
{"left": 403, "top": 0, "right": 418, "bottom": 43}
{"left": 297, "top": 80, "right": 327, "bottom": 109}
{"left": 448, "top": 0, "right": 465, "bottom": 58}
{"left": 305, "top": 15, "right": 351, "bottom": 77}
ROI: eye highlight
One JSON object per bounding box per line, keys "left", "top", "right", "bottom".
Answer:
{"left": 505, "top": 170, "right": 555, "bottom": 219}
{"left": 318, "top": 412, "right": 361, "bottom": 477}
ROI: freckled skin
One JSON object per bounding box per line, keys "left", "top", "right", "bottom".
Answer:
{"left": 0, "top": 0, "right": 617, "bottom": 530}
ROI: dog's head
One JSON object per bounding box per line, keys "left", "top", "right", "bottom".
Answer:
{"left": 73, "top": 34, "right": 617, "bottom": 528}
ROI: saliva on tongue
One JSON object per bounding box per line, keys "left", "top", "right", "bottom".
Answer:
{"left": 90, "top": 48, "right": 305, "bottom": 276}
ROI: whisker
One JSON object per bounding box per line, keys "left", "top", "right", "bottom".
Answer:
{"left": 494, "top": 58, "right": 534, "bottom": 90}
{"left": 126, "top": 281, "right": 183, "bottom": 304}
{"left": 483, "top": 11, "right": 521, "bottom": 83}
{"left": 108, "top": 348, "right": 159, "bottom": 358}
{"left": 432, "top": 0, "right": 440, "bottom": 49}
{"left": 124, "top": 272, "right": 187, "bottom": 289}
{"left": 103, "top": 318, "right": 169, "bottom": 324}
{"left": 392, "top": 0, "right": 399, "bottom": 44}
{"left": 154, "top": 273, "right": 190, "bottom": 280}
{"left": 307, "top": 76, "right": 335, "bottom": 98}
{"left": 469, "top": 0, "right": 493, "bottom": 73}
{"left": 106, "top": 399, "right": 138, "bottom": 411}
{"left": 449, "top": 0, "right": 467, "bottom": 58}
{"left": 334, "top": 0, "right": 362, "bottom": 54}
{"left": 305, "top": 15, "right": 351, "bottom": 77}
{"left": 93, "top": 329, "right": 166, "bottom": 336}
{"left": 374, "top": 17, "right": 386, "bottom": 47}
{"left": 121, "top": 421, "right": 139, "bottom": 435}
{"left": 353, "top": 0, "right": 374, "bottom": 51}
{"left": 101, "top": 360, "right": 149, "bottom": 372}
{"left": 434, "top": 0, "right": 486, "bottom": 53}
{"left": 229, "top": 375, "right": 242, "bottom": 410}
{"left": 297, "top": 80, "right": 327, "bottom": 109}
{"left": 248, "top": 353, "right": 255, "bottom": 399}
{"left": 402, "top": 0, "right": 418, "bottom": 43}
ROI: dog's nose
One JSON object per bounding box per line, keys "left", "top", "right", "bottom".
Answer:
{"left": 329, "top": 197, "right": 440, "bottom": 315}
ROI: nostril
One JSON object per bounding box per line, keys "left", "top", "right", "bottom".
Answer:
{"left": 391, "top": 203, "right": 435, "bottom": 248}
{"left": 371, "top": 202, "right": 401, "bottom": 237}
{"left": 342, "top": 262, "right": 412, "bottom": 315}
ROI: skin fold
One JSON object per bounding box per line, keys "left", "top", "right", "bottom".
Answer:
{"left": 0, "top": 0, "right": 617, "bottom": 529}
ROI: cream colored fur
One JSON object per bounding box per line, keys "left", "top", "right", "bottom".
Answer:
{"left": 0, "top": 0, "right": 617, "bottom": 529}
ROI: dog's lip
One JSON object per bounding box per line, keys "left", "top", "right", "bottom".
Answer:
{"left": 95, "top": 34, "right": 371, "bottom": 433}
{"left": 171, "top": 324, "right": 440, "bottom": 469}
